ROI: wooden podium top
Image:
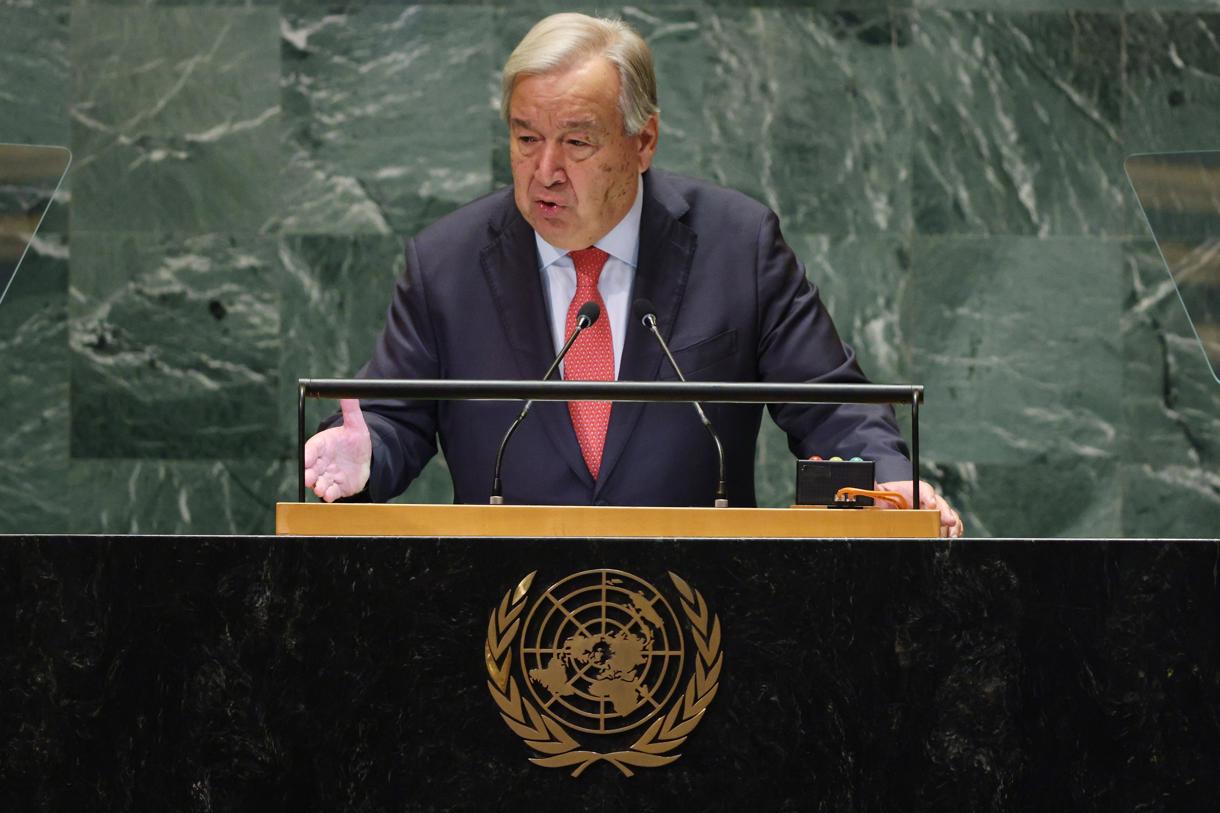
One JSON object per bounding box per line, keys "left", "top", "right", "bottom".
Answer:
{"left": 275, "top": 502, "right": 940, "bottom": 539}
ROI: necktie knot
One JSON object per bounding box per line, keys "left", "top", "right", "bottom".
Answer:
{"left": 569, "top": 247, "right": 610, "bottom": 291}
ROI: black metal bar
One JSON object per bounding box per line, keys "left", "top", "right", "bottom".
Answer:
{"left": 298, "top": 377, "right": 927, "bottom": 510}
{"left": 911, "top": 391, "right": 920, "bottom": 511}
{"left": 298, "top": 382, "right": 306, "bottom": 503}
{"left": 300, "top": 378, "right": 922, "bottom": 405}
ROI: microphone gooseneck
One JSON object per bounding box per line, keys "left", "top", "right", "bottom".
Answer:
{"left": 490, "top": 300, "right": 601, "bottom": 504}
{"left": 632, "top": 298, "right": 729, "bottom": 508}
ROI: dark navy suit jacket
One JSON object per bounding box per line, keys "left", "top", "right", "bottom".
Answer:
{"left": 334, "top": 169, "right": 909, "bottom": 506}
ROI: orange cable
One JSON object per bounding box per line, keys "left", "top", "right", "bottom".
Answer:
{"left": 834, "top": 487, "right": 910, "bottom": 510}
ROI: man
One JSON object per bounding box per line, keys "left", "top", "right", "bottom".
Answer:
{"left": 304, "top": 13, "right": 963, "bottom": 537}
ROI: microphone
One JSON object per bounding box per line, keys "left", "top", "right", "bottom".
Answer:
{"left": 633, "top": 298, "right": 729, "bottom": 508}
{"left": 490, "top": 301, "right": 600, "bottom": 504}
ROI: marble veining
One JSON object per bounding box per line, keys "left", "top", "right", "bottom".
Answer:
{"left": 905, "top": 11, "right": 1127, "bottom": 236}
{"left": 276, "top": 5, "right": 494, "bottom": 235}
{"left": 69, "top": 232, "right": 280, "bottom": 459}
{"left": 68, "top": 6, "right": 281, "bottom": 233}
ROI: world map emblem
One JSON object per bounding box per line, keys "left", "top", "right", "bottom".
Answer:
{"left": 485, "top": 569, "right": 723, "bottom": 777}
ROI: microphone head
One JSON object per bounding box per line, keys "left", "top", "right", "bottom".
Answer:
{"left": 577, "top": 300, "right": 600, "bottom": 327}
{"left": 633, "top": 297, "right": 657, "bottom": 326}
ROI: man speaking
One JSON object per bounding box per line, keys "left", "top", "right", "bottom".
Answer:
{"left": 304, "top": 13, "right": 963, "bottom": 537}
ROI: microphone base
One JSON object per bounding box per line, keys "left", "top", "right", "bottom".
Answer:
{"left": 714, "top": 498, "right": 728, "bottom": 509}
{"left": 489, "top": 495, "right": 504, "bottom": 505}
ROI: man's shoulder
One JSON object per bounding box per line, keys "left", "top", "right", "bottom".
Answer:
{"left": 647, "top": 168, "right": 771, "bottom": 227}
{"left": 412, "top": 185, "right": 519, "bottom": 254}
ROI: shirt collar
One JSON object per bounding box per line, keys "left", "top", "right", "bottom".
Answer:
{"left": 535, "top": 175, "right": 644, "bottom": 271}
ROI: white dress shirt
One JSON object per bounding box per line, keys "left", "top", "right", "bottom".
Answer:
{"left": 534, "top": 177, "right": 643, "bottom": 378}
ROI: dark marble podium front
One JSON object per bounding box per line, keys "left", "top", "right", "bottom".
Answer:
{"left": 3, "top": 535, "right": 1218, "bottom": 812}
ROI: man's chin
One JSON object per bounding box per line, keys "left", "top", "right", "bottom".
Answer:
{"left": 531, "top": 221, "right": 586, "bottom": 251}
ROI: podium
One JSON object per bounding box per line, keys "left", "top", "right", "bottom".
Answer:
{"left": 4, "top": 527, "right": 1218, "bottom": 810}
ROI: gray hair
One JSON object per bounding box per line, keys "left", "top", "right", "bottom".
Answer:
{"left": 501, "top": 13, "right": 659, "bottom": 136}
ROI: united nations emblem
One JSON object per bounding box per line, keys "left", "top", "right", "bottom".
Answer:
{"left": 485, "top": 569, "right": 722, "bottom": 777}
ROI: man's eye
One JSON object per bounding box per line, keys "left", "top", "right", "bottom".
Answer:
{"left": 518, "top": 136, "right": 539, "bottom": 144}
{"left": 567, "top": 139, "right": 588, "bottom": 148}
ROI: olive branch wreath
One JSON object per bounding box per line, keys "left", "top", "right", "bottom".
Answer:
{"left": 485, "top": 570, "right": 722, "bottom": 778}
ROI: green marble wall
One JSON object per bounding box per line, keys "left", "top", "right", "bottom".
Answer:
{"left": 1, "top": 0, "right": 1218, "bottom": 537}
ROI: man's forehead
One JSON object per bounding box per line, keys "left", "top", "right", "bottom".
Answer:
{"left": 510, "top": 115, "right": 604, "bottom": 132}
{"left": 508, "top": 57, "right": 622, "bottom": 130}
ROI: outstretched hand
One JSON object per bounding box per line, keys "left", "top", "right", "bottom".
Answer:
{"left": 304, "top": 398, "right": 372, "bottom": 502}
{"left": 876, "top": 479, "right": 963, "bottom": 538}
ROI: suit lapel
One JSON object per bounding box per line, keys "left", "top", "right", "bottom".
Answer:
{"left": 594, "top": 171, "right": 696, "bottom": 498}
{"left": 479, "top": 206, "right": 594, "bottom": 490}
{"left": 480, "top": 212, "right": 552, "bottom": 371}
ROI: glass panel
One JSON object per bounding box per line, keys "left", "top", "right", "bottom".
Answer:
{"left": 0, "top": 143, "right": 71, "bottom": 308}
{"left": 1126, "top": 151, "right": 1220, "bottom": 385}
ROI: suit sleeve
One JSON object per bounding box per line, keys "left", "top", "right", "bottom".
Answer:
{"left": 754, "top": 210, "right": 912, "bottom": 483}
{"left": 319, "top": 237, "right": 440, "bottom": 502}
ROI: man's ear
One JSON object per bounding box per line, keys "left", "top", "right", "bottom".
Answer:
{"left": 635, "top": 114, "right": 659, "bottom": 172}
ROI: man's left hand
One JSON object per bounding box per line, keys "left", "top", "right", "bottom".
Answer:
{"left": 876, "top": 480, "right": 963, "bottom": 538}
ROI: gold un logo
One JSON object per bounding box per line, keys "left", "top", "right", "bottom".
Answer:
{"left": 485, "top": 569, "right": 723, "bottom": 777}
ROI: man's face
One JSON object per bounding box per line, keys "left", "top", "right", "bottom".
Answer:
{"left": 509, "top": 56, "right": 658, "bottom": 250}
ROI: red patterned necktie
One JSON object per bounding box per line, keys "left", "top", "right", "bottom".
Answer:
{"left": 565, "top": 247, "right": 614, "bottom": 479}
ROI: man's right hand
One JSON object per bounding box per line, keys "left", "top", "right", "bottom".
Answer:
{"left": 304, "top": 398, "right": 372, "bottom": 502}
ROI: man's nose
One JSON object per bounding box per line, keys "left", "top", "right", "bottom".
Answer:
{"left": 535, "top": 140, "right": 566, "bottom": 186}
